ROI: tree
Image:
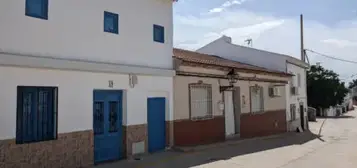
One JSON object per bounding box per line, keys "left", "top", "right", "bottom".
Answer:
{"left": 307, "top": 65, "right": 349, "bottom": 115}
{"left": 348, "top": 79, "right": 357, "bottom": 89}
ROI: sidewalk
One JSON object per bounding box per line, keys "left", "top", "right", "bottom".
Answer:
{"left": 95, "top": 129, "right": 321, "bottom": 168}
{"left": 173, "top": 132, "right": 296, "bottom": 153}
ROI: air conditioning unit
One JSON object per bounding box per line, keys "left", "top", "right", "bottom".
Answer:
{"left": 291, "top": 86, "right": 299, "bottom": 95}
{"left": 269, "top": 87, "right": 281, "bottom": 97}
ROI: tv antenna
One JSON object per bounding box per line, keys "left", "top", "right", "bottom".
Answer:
{"left": 245, "top": 38, "right": 253, "bottom": 47}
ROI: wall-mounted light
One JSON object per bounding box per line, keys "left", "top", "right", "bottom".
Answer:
{"left": 220, "top": 69, "right": 239, "bottom": 92}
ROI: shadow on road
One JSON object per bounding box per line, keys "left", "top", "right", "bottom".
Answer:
{"left": 317, "top": 115, "right": 355, "bottom": 119}
{"left": 155, "top": 131, "right": 320, "bottom": 168}
{"left": 98, "top": 131, "right": 320, "bottom": 168}
{"left": 96, "top": 131, "right": 320, "bottom": 168}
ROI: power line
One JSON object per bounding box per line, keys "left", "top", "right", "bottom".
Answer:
{"left": 305, "top": 49, "right": 357, "bottom": 64}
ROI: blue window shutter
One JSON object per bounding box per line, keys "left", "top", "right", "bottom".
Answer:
{"left": 25, "top": 0, "right": 48, "bottom": 20}
{"left": 18, "top": 87, "right": 37, "bottom": 143}
{"left": 16, "top": 86, "right": 57, "bottom": 144}
{"left": 153, "top": 25, "right": 165, "bottom": 43}
{"left": 104, "top": 11, "right": 119, "bottom": 34}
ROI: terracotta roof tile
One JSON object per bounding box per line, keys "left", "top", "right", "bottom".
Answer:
{"left": 173, "top": 48, "right": 291, "bottom": 76}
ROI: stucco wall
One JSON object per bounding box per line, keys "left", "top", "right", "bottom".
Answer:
{"left": 286, "top": 63, "right": 308, "bottom": 121}
{"left": 173, "top": 76, "right": 223, "bottom": 120}
{"left": 0, "top": 0, "right": 173, "bottom": 69}
{"left": 228, "top": 80, "right": 286, "bottom": 113}
{"left": 174, "top": 74, "right": 287, "bottom": 120}
{"left": 0, "top": 66, "right": 173, "bottom": 140}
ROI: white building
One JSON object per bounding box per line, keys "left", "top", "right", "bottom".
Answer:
{"left": 0, "top": 0, "right": 175, "bottom": 167}
{"left": 197, "top": 36, "right": 309, "bottom": 132}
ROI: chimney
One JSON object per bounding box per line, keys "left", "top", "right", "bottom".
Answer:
{"left": 222, "top": 35, "right": 232, "bottom": 43}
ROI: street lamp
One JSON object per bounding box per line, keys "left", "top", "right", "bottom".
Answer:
{"left": 220, "top": 69, "right": 239, "bottom": 92}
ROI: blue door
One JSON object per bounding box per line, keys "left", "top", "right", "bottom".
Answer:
{"left": 93, "top": 90, "right": 123, "bottom": 164}
{"left": 147, "top": 97, "right": 166, "bottom": 153}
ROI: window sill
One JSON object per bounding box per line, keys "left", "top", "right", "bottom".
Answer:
{"left": 104, "top": 30, "right": 119, "bottom": 35}
{"left": 154, "top": 40, "right": 165, "bottom": 44}
{"left": 25, "top": 13, "right": 48, "bottom": 20}
{"left": 190, "top": 116, "right": 214, "bottom": 121}
{"left": 250, "top": 111, "right": 265, "bottom": 114}
{"left": 16, "top": 137, "right": 57, "bottom": 145}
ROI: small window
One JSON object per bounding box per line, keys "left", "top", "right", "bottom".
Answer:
{"left": 25, "top": 0, "right": 48, "bottom": 20}
{"left": 104, "top": 11, "right": 119, "bottom": 34}
{"left": 153, "top": 24, "right": 165, "bottom": 43}
{"left": 250, "top": 86, "right": 264, "bottom": 113}
{"left": 189, "top": 83, "right": 212, "bottom": 120}
{"left": 16, "top": 86, "right": 58, "bottom": 144}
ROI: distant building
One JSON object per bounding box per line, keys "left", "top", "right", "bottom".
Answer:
{"left": 197, "top": 36, "right": 310, "bottom": 132}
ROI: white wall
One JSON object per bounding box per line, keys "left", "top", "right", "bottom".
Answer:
{"left": 197, "top": 36, "right": 287, "bottom": 72}
{"left": 0, "top": 66, "right": 173, "bottom": 140}
{"left": 0, "top": 0, "right": 173, "bottom": 69}
{"left": 285, "top": 63, "right": 308, "bottom": 121}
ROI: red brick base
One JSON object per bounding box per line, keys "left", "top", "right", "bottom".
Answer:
{"left": 173, "top": 116, "right": 225, "bottom": 146}
{"left": 240, "top": 109, "right": 287, "bottom": 138}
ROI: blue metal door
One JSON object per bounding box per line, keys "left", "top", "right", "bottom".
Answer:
{"left": 93, "top": 90, "right": 122, "bottom": 164}
{"left": 147, "top": 97, "right": 166, "bottom": 153}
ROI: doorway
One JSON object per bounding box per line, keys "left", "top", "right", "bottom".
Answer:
{"left": 233, "top": 87, "right": 241, "bottom": 136}
{"left": 300, "top": 104, "right": 304, "bottom": 130}
{"left": 147, "top": 97, "right": 166, "bottom": 153}
{"left": 224, "top": 91, "right": 235, "bottom": 137}
{"left": 93, "top": 90, "right": 123, "bottom": 164}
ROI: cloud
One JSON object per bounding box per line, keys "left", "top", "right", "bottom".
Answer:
{"left": 208, "top": 0, "right": 247, "bottom": 13}
{"left": 209, "top": 8, "right": 224, "bottom": 13}
{"left": 322, "top": 39, "right": 357, "bottom": 48}
{"left": 174, "top": 9, "right": 357, "bottom": 82}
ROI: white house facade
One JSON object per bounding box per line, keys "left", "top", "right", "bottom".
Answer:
{"left": 197, "top": 36, "right": 309, "bottom": 132}
{"left": 0, "top": 0, "right": 175, "bottom": 167}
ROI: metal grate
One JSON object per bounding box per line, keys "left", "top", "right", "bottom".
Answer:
{"left": 250, "top": 86, "right": 264, "bottom": 113}
{"left": 189, "top": 83, "right": 213, "bottom": 120}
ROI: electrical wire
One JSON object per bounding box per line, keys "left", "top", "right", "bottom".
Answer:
{"left": 305, "top": 49, "right": 357, "bottom": 81}
{"left": 305, "top": 49, "right": 357, "bottom": 64}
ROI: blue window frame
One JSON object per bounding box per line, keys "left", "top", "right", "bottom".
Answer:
{"left": 25, "top": 0, "right": 49, "bottom": 20}
{"left": 104, "top": 11, "right": 119, "bottom": 34}
{"left": 16, "top": 86, "right": 58, "bottom": 144}
{"left": 153, "top": 24, "right": 165, "bottom": 43}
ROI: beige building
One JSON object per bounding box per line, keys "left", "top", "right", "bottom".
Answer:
{"left": 173, "top": 48, "right": 292, "bottom": 146}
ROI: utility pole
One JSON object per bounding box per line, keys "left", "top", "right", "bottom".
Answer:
{"left": 300, "top": 14, "right": 305, "bottom": 62}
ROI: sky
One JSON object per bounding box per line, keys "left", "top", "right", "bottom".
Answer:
{"left": 173, "top": 0, "right": 357, "bottom": 83}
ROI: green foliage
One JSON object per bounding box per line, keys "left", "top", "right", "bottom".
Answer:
{"left": 307, "top": 65, "right": 349, "bottom": 109}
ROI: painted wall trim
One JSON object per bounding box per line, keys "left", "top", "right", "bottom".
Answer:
{"left": 176, "top": 71, "right": 288, "bottom": 84}
{"left": 0, "top": 51, "right": 175, "bottom": 77}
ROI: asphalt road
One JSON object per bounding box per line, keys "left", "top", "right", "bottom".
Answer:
{"left": 97, "top": 109, "right": 357, "bottom": 168}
